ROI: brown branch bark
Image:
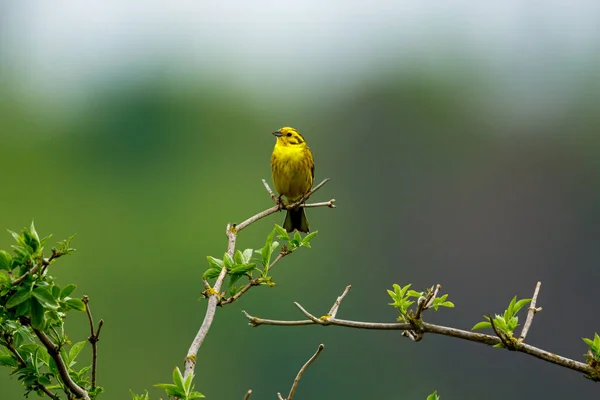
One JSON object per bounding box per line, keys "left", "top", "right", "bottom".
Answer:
{"left": 278, "top": 344, "right": 325, "bottom": 400}
{"left": 31, "top": 327, "right": 90, "bottom": 400}
{"left": 243, "top": 285, "right": 600, "bottom": 381}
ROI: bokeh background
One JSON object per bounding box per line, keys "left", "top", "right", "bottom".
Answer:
{"left": 2, "top": 2, "right": 600, "bottom": 399}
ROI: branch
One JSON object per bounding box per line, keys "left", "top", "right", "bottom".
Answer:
{"left": 244, "top": 286, "right": 600, "bottom": 381}
{"left": 220, "top": 251, "right": 289, "bottom": 306}
{"left": 519, "top": 281, "right": 542, "bottom": 342}
{"left": 82, "top": 296, "right": 103, "bottom": 390}
{"left": 12, "top": 249, "right": 62, "bottom": 286}
{"left": 183, "top": 179, "right": 334, "bottom": 379}
{"left": 242, "top": 389, "right": 252, "bottom": 400}
{"left": 31, "top": 327, "right": 90, "bottom": 400}
{"left": 327, "top": 285, "right": 351, "bottom": 318}
{"left": 278, "top": 344, "right": 325, "bottom": 400}
{"left": 4, "top": 333, "right": 58, "bottom": 398}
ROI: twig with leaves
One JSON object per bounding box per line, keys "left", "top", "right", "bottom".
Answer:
{"left": 182, "top": 179, "right": 335, "bottom": 380}
{"left": 244, "top": 281, "right": 600, "bottom": 381}
{"left": 0, "top": 222, "right": 99, "bottom": 400}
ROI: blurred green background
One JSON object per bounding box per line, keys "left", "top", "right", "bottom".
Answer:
{"left": 2, "top": 2, "right": 600, "bottom": 399}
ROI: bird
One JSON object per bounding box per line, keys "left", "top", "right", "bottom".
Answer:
{"left": 270, "top": 127, "right": 315, "bottom": 233}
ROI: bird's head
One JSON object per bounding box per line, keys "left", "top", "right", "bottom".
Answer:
{"left": 272, "top": 127, "right": 306, "bottom": 146}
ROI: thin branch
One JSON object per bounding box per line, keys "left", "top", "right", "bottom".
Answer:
{"left": 243, "top": 389, "right": 252, "bottom": 400}
{"left": 82, "top": 296, "right": 103, "bottom": 390}
{"left": 220, "top": 251, "right": 289, "bottom": 306}
{"left": 302, "top": 200, "right": 336, "bottom": 208}
{"left": 183, "top": 179, "right": 334, "bottom": 379}
{"left": 327, "top": 285, "right": 351, "bottom": 318}
{"left": 415, "top": 284, "right": 441, "bottom": 320}
{"left": 262, "top": 179, "right": 279, "bottom": 203}
{"left": 12, "top": 249, "right": 61, "bottom": 286}
{"left": 278, "top": 344, "right": 325, "bottom": 400}
{"left": 31, "top": 327, "right": 90, "bottom": 400}
{"left": 38, "top": 385, "right": 58, "bottom": 399}
{"left": 5, "top": 338, "right": 27, "bottom": 367}
{"left": 243, "top": 288, "right": 600, "bottom": 381}
{"left": 519, "top": 281, "right": 542, "bottom": 342}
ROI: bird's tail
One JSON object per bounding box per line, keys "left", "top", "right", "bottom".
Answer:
{"left": 283, "top": 208, "right": 309, "bottom": 233}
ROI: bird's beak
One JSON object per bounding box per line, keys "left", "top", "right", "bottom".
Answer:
{"left": 272, "top": 131, "right": 283, "bottom": 137}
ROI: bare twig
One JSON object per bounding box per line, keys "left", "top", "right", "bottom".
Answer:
{"left": 183, "top": 179, "right": 334, "bottom": 379}
{"left": 31, "top": 327, "right": 90, "bottom": 400}
{"left": 262, "top": 179, "right": 279, "bottom": 203}
{"left": 415, "top": 284, "right": 441, "bottom": 320}
{"left": 242, "top": 389, "right": 252, "bottom": 400}
{"left": 327, "top": 285, "right": 351, "bottom": 318}
{"left": 243, "top": 287, "right": 600, "bottom": 381}
{"left": 278, "top": 344, "right": 325, "bottom": 400}
{"left": 82, "top": 296, "right": 103, "bottom": 390}
{"left": 302, "top": 200, "right": 336, "bottom": 208}
{"left": 519, "top": 281, "right": 542, "bottom": 342}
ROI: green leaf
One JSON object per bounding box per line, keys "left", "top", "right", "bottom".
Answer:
{"left": 68, "top": 341, "right": 87, "bottom": 367}
{"left": 29, "top": 221, "right": 40, "bottom": 244}
{"left": 206, "top": 256, "right": 224, "bottom": 270}
{"left": 302, "top": 231, "right": 318, "bottom": 244}
{"left": 33, "top": 286, "right": 59, "bottom": 309}
{"left": 0, "top": 250, "right": 12, "bottom": 270}
{"left": 242, "top": 248, "right": 253, "bottom": 264}
{"left": 274, "top": 224, "right": 289, "bottom": 240}
{"left": 130, "top": 390, "right": 150, "bottom": 400}
{"left": 583, "top": 337, "right": 594, "bottom": 347}
{"left": 513, "top": 298, "right": 531, "bottom": 315}
{"left": 65, "top": 298, "right": 86, "bottom": 311}
{"left": 407, "top": 290, "right": 422, "bottom": 298}
{"left": 173, "top": 367, "right": 185, "bottom": 390}
{"left": 223, "top": 253, "right": 235, "bottom": 270}
{"left": 505, "top": 296, "right": 517, "bottom": 320}
{"left": 440, "top": 301, "right": 454, "bottom": 308}
{"left": 0, "top": 353, "right": 18, "bottom": 367}
{"left": 426, "top": 390, "right": 440, "bottom": 400}
{"left": 293, "top": 231, "right": 302, "bottom": 243}
{"left": 155, "top": 383, "right": 185, "bottom": 398}
{"left": 230, "top": 263, "right": 256, "bottom": 274}
{"left": 188, "top": 391, "right": 206, "bottom": 399}
{"left": 203, "top": 268, "right": 221, "bottom": 279}
{"left": 472, "top": 321, "right": 492, "bottom": 330}
{"left": 6, "top": 288, "right": 32, "bottom": 308}
{"left": 266, "top": 227, "right": 276, "bottom": 246}
{"left": 0, "top": 270, "right": 10, "bottom": 288}
{"left": 30, "top": 298, "right": 46, "bottom": 330}
{"left": 234, "top": 250, "right": 244, "bottom": 265}
{"left": 399, "top": 284, "right": 411, "bottom": 298}
{"left": 60, "top": 284, "right": 77, "bottom": 298}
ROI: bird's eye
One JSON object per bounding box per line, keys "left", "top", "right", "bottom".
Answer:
{"left": 286, "top": 133, "right": 292, "bottom": 137}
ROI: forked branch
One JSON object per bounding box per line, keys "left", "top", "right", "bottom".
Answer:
{"left": 183, "top": 179, "right": 335, "bottom": 379}
{"left": 244, "top": 284, "right": 600, "bottom": 381}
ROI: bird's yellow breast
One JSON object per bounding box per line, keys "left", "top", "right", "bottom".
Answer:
{"left": 271, "top": 143, "right": 314, "bottom": 202}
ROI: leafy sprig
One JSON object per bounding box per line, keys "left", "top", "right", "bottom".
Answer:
{"left": 472, "top": 296, "right": 531, "bottom": 347}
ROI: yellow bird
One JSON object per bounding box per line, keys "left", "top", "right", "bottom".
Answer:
{"left": 270, "top": 127, "right": 315, "bottom": 233}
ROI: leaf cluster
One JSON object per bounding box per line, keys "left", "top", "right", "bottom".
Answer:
{"left": 202, "top": 224, "right": 317, "bottom": 298}
{"left": 153, "top": 367, "right": 204, "bottom": 399}
{"left": 0, "top": 223, "right": 100, "bottom": 398}
{"left": 583, "top": 333, "right": 600, "bottom": 366}
{"left": 472, "top": 296, "right": 531, "bottom": 347}
{"left": 387, "top": 284, "right": 454, "bottom": 322}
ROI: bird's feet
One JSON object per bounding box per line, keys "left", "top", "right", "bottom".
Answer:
{"left": 277, "top": 195, "right": 285, "bottom": 210}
